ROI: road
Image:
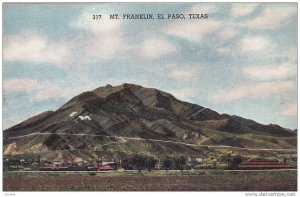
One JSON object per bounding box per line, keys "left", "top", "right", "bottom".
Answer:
{"left": 5, "top": 132, "right": 297, "bottom": 152}
{"left": 186, "top": 107, "right": 207, "bottom": 119}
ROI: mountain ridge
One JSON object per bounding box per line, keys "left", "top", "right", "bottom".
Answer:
{"left": 3, "top": 83, "right": 296, "bottom": 161}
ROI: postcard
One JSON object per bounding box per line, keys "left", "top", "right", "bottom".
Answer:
{"left": 2, "top": 2, "right": 297, "bottom": 192}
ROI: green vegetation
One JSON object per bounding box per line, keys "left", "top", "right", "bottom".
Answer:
{"left": 4, "top": 149, "right": 297, "bottom": 172}
{"left": 174, "top": 156, "right": 187, "bottom": 171}
{"left": 146, "top": 156, "right": 158, "bottom": 171}
{"left": 163, "top": 156, "right": 173, "bottom": 171}
{"left": 129, "top": 154, "right": 148, "bottom": 172}
{"left": 219, "top": 151, "right": 245, "bottom": 169}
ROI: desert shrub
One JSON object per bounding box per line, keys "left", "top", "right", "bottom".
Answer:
{"left": 146, "top": 156, "right": 158, "bottom": 171}
{"left": 163, "top": 156, "right": 173, "bottom": 171}
{"left": 129, "top": 154, "right": 148, "bottom": 172}
{"left": 174, "top": 156, "right": 186, "bottom": 171}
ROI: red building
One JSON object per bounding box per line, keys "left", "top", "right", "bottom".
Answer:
{"left": 98, "top": 165, "right": 114, "bottom": 171}
{"left": 238, "top": 159, "right": 296, "bottom": 170}
{"left": 98, "top": 161, "right": 117, "bottom": 171}
{"left": 121, "top": 159, "right": 129, "bottom": 169}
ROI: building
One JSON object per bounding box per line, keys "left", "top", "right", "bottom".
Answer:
{"left": 188, "top": 157, "right": 203, "bottom": 163}
{"left": 98, "top": 161, "right": 117, "bottom": 171}
{"left": 238, "top": 159, "right": 296, "bottom": 170}
{"left": 98, "top": 165, "right": 114, "bottom": 171}
{"left": 120, "top": 159, "right": 129, "bottom": 169}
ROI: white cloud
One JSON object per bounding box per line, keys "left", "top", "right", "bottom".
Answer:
{"left": 216, "top": 35, "right": 275, "bottom": 57}
{"left": 210, "top": 81, "right": 296, "bottom": 103}
{"left": 215, "top": 35, "right": 274, "bottom": 58}
{"left": 282, "top": 47, "right": 297, "bottom": 62}
{"left": 190, "top": 3, "right": 219, "bottom": 13}
{"left": 218, "top": 28, "right": 237, "bottom": 41}
{"left": 81, "top": 13, "right": 121, "bottom": 33}
{"left": 217, "top": 35, "right": 296, "bottom": 63}
{"left": 231, "top": 3, "right": 259, "bottom": 17}
{"left": 3, "top": 78, "right": 67, "bottom": 101}
{"left": 73, "top": 13, "right": 126, "bottom": 60}
{"left": 168, "top": 65, "right": 203, "bottom": 82}
{"left": 3, "top": 79, "right": 51, "bottom": 92}
{"left": 85, "top": 32, "right": 124, "bottom": 59}
{"left": 239, "top": 36, "right": 271, "bottom": 52}
{"left": 163, "top": 3, "right": 223, "bottom": 43}
{"left": 240, "top": 63, "right": 297, "bottom": 81}
{"left": 243, "top": 4, "right": 297, "bottom": 30}
{"left": 256, "top": 46, "right": 298, "bottom": 63}
{"left": 139, "top": 37, "right": 178, "bottom": 59}
{"left": 169, "top": 87, "right": 197, "bottom": 102}
{"left": 34, "top": 87, "right": 65, "bottom": 101}
{"left": 216, "top": 47, "right": 232, "bottom": 55}
{"left": 163, "top": 20, "right": 222, "bottom": 43}
{"left": 281, "top": 101, "right": 297, "bottom": 116}
{"left": 3, "top": 33, "right": 71, "bottom": 65}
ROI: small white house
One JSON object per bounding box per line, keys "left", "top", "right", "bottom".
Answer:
{"left": 188, "top": 157, "right": 203, "bottom": 163}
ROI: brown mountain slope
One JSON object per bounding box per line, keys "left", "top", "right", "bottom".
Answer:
{"left": 3, "top": 83, "right": 296, "bottom": 160}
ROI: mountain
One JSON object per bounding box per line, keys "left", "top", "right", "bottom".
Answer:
{"left": 3, "top": 83, "right": 296, "bottom": 162}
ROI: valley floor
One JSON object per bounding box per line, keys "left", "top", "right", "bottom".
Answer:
{"left": 3, "top": 170, "right": 297, "bottom": 191}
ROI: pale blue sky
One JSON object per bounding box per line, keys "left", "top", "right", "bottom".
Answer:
{"left": 3, "top": 3, "right": 298, "bottom": 129}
